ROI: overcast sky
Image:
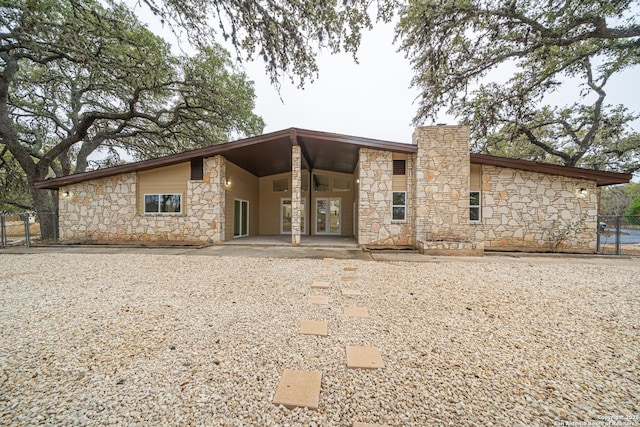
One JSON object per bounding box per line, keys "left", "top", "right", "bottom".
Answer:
{"left": 131, "top": 3, "right": 638, "bottom": 147}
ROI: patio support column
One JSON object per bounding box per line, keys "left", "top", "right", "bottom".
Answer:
{"left": 291, "top": 145, "right": 302, "bottom": 245}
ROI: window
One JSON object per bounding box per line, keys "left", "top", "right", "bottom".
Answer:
{"left": 332, "top": 176, "right": 351, "bottom": 192}
{"left": 393, "top": 159, "right": 406, "bottom": 175}
{"left": 273, "top": 177, "right": 289, "bottom": 192}
{"left": 392, "top": 191, "right": 406, "bottom": 221}
{"left": 470, "top": 191, "right": 481, "bottom": 221}
{"left": 190, "top": 158, "right": 203, "bottom": 180}
{"left": 144, "top": 194, "right": 182, "bottom": 214}
{"left": 313, "top": 174, "right": 330, "bottom": 192}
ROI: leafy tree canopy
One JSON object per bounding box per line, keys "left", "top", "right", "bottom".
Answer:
{"left": 395, "top": 0, "right": 640, "bottom": 173}
{"left": 0, "top": 0, "right": 264, "bottom": 236}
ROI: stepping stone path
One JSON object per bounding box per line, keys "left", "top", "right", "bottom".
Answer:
{"left": 300, "top": 320, "right": 328, "bottom": 336}
{"left": 343, "top": 306, "right": 369, "bottom": 318}
{"left": 346, "top": 346, "right": 385, "bottom": 369}
{"left": 308, "top": 295, "right": 329, "bottom": 305}
{"left": 273, "top": 258, "right": 386, "bottom": 423}
{"left": 311, "top": 281, "right": 330, "bottom": 289}
{"left": 273, "top": 370, "right": 322, "bottom": 409}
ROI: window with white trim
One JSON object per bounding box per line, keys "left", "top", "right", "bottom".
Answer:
{"left": 392, "top": 191, "right": 406, "bottom": 221}
{"left": 144, "top": 194, "right": 182, "bottom": 214}
{"left": 470, "top": 191, "right": 481, "bottom": 221}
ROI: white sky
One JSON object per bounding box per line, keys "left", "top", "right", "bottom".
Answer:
{"left": 130, "top": 3, "right": 638, "bottom": 147}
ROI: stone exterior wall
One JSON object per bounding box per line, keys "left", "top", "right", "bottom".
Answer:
{"left": 472, "top": 165, "right": 598, "bottom": 252}
{"left": 413, "top": 125, "right": 476, "bottom": 250}
{"left": 358, "top": 148, "right": 413, "bottom": 246}
{"left": 59, "top": 156, "right": 226, "bottom": 243}
{"left": 291, "top": 145, "right": 301, "bottom": 245}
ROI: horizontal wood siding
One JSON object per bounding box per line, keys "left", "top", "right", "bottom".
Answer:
{"left": 137, "top": 163, "right": 190, "bottom": 214}
{"left": 470, "top": 164, "right": 482, "bottom": 191}
{"left": 225, "top": 160, "right": 259, "bottom": 239}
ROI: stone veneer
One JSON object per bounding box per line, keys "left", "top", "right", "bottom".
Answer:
{"left": 358, "top": 148, "right": 413, "bottom": 246}
{"left": 291, "top": 145, "right": 301, "bottom": 245}
{"left": 413, "top": 125, "right": 483, "bottom": 255}
{"left": 59, "top": 156, "right": 226, "bottom": 243}
{"left": 473, "top": 165, "right": 598, "bottom": 252}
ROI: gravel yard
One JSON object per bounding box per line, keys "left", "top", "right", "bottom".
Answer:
{"left": 1, "top": 253, "right": 639, "bottom": 426}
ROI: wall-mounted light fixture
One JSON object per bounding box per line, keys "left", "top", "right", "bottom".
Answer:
{"left": 62, "top": 190, "right": 70, "bottom": 198}
{"left": 356, "top": 178, "right": 360, "bottom": 184}
{"left": 225, "top": 179, "right": 231, "bottom": 187}
{"left": 577, "top": 187, "right": 588, "bottom": 198}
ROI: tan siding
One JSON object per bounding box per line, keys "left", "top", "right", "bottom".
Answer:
{"left": 470, "top": 164, "right": 482, "bottom": 191}
{"left": 137, "top": 163, "right": 189, "bottom": 214}
{"left": 259, "top": 172, "right": 311, "bottom": 235}
{"left": 224, "top": 160, "right": 259, "bottom": 239}
{"left": 392, "top": 153, "right": 408, "bottom": 191}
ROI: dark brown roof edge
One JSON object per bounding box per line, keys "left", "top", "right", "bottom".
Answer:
{"left": 35, "top": 127, "right": 416, "bottom": 190}
{"left": 471, "top": 153, "right": 632, "bottom": 186}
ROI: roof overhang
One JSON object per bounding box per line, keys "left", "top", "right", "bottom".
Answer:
{"left": 471, "top": 153, "right": 632, "bottom": 186}
{"left": 35, "top": 128, "right": 417, "bottom": 190}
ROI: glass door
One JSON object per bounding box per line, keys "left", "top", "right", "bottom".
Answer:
{"left": 281, "top": 199, "right": 305, "bottom": 234}
{"left": 315, "top": 198, "right": 341, "bottom": 234}
{"left": 234, "top": 199, "right": 249, "bottom": 238}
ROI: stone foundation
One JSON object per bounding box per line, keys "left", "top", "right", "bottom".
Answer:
{"left": 418, "top": 240, "right": 484, "bottom": 256}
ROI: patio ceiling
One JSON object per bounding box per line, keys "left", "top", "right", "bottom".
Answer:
{"left": 35, "top": 128, "right": 417, "bottom": 189}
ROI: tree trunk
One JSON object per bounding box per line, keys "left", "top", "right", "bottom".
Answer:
{"left": 29, "top": 186, "right": 58, "bottom": 241}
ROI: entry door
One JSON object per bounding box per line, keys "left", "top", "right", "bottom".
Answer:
{"left": 281, "top": 199, "right": 306, "bottom": 234}
{"left": 315, "top": 198, "right": 341, "bottom": 234}
{"left": 233, "top": 199, "right": 249, "bottom": 238}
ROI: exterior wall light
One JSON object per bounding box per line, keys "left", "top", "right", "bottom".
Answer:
{"left": 577, "top": 187, "right": 588, "bottom": 198}
{"left": 225, "top": 179, "right": 231, "bottom": 187}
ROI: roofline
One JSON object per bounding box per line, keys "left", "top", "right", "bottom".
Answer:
{"left": 35, "top": 127, "right": 416, "bottom": 189}
{"left": 470, "top": 153, "right": 632, "bottom": 186}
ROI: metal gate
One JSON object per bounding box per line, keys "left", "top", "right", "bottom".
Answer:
{"left": 597, "top": 215, "right": 640, "bottom": 255}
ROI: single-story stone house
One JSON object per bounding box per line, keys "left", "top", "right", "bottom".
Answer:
{"left": 35, "top": 125, "right": 631, "bottom": 254}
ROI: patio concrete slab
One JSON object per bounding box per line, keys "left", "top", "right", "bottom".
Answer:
{"left": 273, "top": 370, "right": 322, "bottom": 409}
{"left": 346, "top": 346, "right": 384, "bottom": 369}
{"left": 342, "top": 289, "right": 362, "bottom": 296}
{"left": 308, "top": 295, "right": 329, "bottom": 305}
{"left": 311, "top": 281, "right": 330, "bottom": 289}
{"left": 300, "top": 320, "right": 328, "bottom": 336}
{"left": 343, "top": 306, "right": 369, "bottom": 317}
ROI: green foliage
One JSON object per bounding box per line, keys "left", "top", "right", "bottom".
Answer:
{"left": 0, "top": 148, "right": 32, "bottom": 212}
{"left": 395, "top": 0, "right": 640, "bottom": 172}
{"left": 625, "top": 195, "right": 640, "bottom": 217}
{"left": 0, "top": 0, "right": 264, "bottom": 237}
{"left": 600, "top": 183, "right": 640, "bottom": 215}
{"left": 141, "top": 0, "right": 381, "bottom": 87}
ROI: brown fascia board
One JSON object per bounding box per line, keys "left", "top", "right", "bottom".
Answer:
{"left": 471, "top": 153, "right": 632, "bottom": 186}
{"left": 34, "top": 127, "right": 417, "bottom": 189}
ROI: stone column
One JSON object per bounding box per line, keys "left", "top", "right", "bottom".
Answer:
{"left": 291, "top": 145, "right": 301, "bottom": 245}
{"left": 413, "top": 125, "right": 471, "bottom": 243}
{"left": 203, "top": 155, "right": 225, "bottom": 242}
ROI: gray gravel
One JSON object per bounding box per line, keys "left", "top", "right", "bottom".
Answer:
{"left": 1, "top": 253, "right": 639, "bottom": 426}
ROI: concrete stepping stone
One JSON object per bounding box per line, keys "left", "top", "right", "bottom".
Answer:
{"left": 343, "top": 306, "right": 369, "bottom": 317}
{"left": 308, "top": 295, "right": 329, "bottom": 305}
{"left": 311, "top": 281, "right": 330, "bottom": 289}
{"left": 342, "top": 276, "right": 357, "bottom": 281}
{"left": 300, "top": 320, "right": 328, "bottom": 336}
{"left": 346, "top": 346, "right": 385, "bottom": 369}
{"left": 344, "top": 267, "right": 357, "bottom": 272}
{"left": 273, "top": 370, "right": 322, "bottom": 409}
{"left": 342, "top": 289, "right": 362, "bottom": 296}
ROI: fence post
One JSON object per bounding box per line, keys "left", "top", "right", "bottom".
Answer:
{"left": 0, "top": 212, "right": 5, "bottom": 249}
{"left": 22, "top": 212, "right": 31, "bottom": 248}
{"left": 615, "top": 215, "right": 621, "bottom": 256}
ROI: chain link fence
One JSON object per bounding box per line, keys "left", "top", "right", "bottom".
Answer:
{"left": 598, "top": 215, "right": 640, "bottom": 255}
{"left": 0, "top": 212, "right": 58, "bottom": 248}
